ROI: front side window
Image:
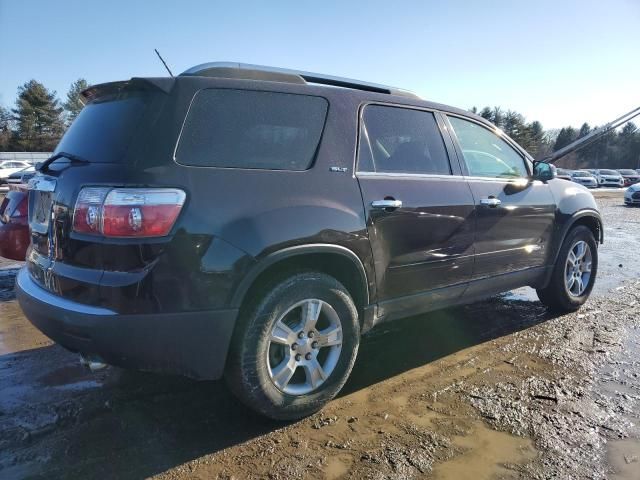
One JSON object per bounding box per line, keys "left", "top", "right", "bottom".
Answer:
{"left": 358, "top": 105, "right": 451, "bottom": 175}
{"left": 448, "top": 116, "right": 528, "bottom": 179}
{"left": 175, "top": 89, "right": 328, "bottom": 170}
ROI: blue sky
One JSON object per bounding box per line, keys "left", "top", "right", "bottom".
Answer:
{"left": 1, "top": 0, "right": 639, "bottom": 129}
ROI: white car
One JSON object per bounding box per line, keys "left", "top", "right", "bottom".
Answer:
{"left": 624, "top": 184, "right": 640, "bottom": 205}
{"left": 6, "top": 165, "right": 36, "bottom": 185}
{"left": 0, "top": 160, "right": 32, "bottom": 183}
{"left": 570, "top": 170, "right": 598, "bottom": 188}
{"left": 594, "top": 169, "right": 624, "bottom": 188}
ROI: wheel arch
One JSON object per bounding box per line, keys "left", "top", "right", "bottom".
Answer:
{"left": 552, "top": 209, "right": 603, "bottom": 265}
{"left": 230, "top": 244, "right": 371, "bottom": 325}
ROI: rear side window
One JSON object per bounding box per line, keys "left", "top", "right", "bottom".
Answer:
{"left": 175, "top": 89, "right": 328, "bottom": 170}
{"left": 358, "top": 105, "right": 451, "bottom": 175}
{"left": 55, "top": 92, "right": 154, "bottom": 163}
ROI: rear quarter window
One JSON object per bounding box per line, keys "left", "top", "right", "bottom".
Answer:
{"left": 175, "top": 89, "right": 328, "bottom": 170}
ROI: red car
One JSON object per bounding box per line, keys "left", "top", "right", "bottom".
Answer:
{"left": 617, "top": 169, "right": 640, "bottom": 186}
{"left": 0, "top": 184, "right": 29, "bottom": 261}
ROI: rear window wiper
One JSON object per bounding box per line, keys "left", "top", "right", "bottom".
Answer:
{"left": 36, "top": 152, "right": 91, "bottom": 172}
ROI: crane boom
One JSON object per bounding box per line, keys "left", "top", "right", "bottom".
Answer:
{"left": 539, "top": 106, "right": 640, "bottom": 164}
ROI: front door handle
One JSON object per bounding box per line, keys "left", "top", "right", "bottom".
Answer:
{"left": 371, "top": 199, "right": 403, "bottom": 209}
{"left": 479, "top": 197, "right": 501, "bottom": 207}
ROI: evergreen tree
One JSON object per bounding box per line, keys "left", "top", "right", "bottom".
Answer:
{"left": 553, "top": 127, "right": 577, "bottom": 151}
{"left": 12, "top": 80, "right": 64, "bottom": 151}
{"left": 479, "top": 107, "right": 493, "bottom": 122}
{"left": 618, "top": 122, "right": 639, "bottom": 168}
{"left": 502, "top": 110, "right": 528, "bottom": 147}
{"left": 0, "top": 106, "right": 12, "bottom": 151}
{"left": 492, "top": 107, "right": 504, "bottom": 128}
{"left": 578, "top": 122, "right": 591, "bottom": 138}
{"left": 528, "top": 120, "right": 547, "bottom": 158}
{"left": 63, "top": 78, "right": 89, "bottom": 124}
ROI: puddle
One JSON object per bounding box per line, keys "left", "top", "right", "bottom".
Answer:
{"left": 324, "top": 455, "right": 351, "bottom": 479}
{"left": 500, "top": 287, "right": 538, "bottom": 302}
{"left": 405, "top": 409, "right": 443, "bottom": 429}
{"left": 431, "top": 422, "right": 537, "bottom": 480}
{"left": 608, "top": 438, "right": 640, "bottom": 480}
{"left": 38, "top": 365, "right": 88, "bottom": 386}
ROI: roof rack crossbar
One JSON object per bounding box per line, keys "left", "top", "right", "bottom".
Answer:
{"left": 180, "top": 62, "right": 421, "bottom": 99}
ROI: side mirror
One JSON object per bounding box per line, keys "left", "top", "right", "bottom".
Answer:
{"left": 532, "top": 162, "right": 554, "bottom": 182}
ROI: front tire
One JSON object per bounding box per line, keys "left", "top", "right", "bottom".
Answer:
{"left": 225, "top": 272, "right": 360, "bottom": 420}
{"left": 536, "top": 225, "right": 598, "bottom": 312}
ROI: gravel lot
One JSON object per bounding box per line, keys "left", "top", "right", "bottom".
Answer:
{"left": 0, "top": 190, "right": 639, "bottom": 479}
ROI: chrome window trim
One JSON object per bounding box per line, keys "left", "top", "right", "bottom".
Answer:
{"left": 355, "top": 171, "right": 461, "bottom": 180}
{"left": 355, "top": 170, "right": 532, "bottom": 184}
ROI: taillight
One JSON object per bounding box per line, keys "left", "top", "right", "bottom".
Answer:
{"left": 73, "top": 187, "right": 109, "bottom": 234}
{"left": 72, "top": 187, "right": 186, "bottom": 238}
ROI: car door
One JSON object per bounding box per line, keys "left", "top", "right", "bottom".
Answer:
{"left": 356, "top": 104, "right": 475, "bottom": 319}
{"left": 445, "top": 114, "right": 556, "bottom": 281}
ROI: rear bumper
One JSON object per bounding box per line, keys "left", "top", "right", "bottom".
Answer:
{"left": 16, "top": 268, "right": 238, "bottom": 380}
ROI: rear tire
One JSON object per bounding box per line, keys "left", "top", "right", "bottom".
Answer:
{"left": 536, "top": 225, "right": 598, "bottom": 312}
{"left": 225, "top": 272, "right": 360, "bottom": 420}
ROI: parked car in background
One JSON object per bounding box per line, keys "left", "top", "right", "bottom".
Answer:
{"left": 6, "top": 166, "right": 36, "bottom": 185}
{"left": 594, "top": 169, "right": 624, "bottom": 187}
{"left": 0, "top": 183, "right": 29, "bottom": 261}
{"left": 555, "top": 168, "right": 573, "bottom": 180}
{"left": 0, "top": 160, "right": 32, "bottom": 183}
{"left": 16, "top": 63, "right": 603, "bottom": 420}
{"left": 570, "top": 170, "right": 597, "bottom": 188}
{"left": 617, "top": 169, "right": 640, "bottom": 186}
{"left": 624, "top": 183, "right": 640, "bottom": 206}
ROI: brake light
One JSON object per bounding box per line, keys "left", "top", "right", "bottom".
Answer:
{"left": 73, "top": 187, "right": 186, "bottom": 237}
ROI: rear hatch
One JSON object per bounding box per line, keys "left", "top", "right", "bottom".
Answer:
{"left": 26, "top": 78, "right": 175, "bottom": 307}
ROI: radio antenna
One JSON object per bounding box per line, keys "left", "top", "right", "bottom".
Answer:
{"left": 154, "top": 49, "right": 174, "bottom": 77}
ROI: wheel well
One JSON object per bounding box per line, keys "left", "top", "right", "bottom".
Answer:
{"left": 237, "top": 252, "right": 369, "bottom": 325}
{"left": 570, "top": 215, "right": 603, "bottom": 244}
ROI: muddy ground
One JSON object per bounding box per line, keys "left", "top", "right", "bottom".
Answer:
{"left": 0, "top": 191, "right": 639, "bottom": 480}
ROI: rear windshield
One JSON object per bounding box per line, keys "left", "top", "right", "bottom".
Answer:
{"left": 54, "top": 91, "right": 155, "bottom": 163}
{"left": 175, "top": 89, "right": 328, "bottom": 170}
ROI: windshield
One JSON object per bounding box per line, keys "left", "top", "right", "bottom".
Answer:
{"left": 54, "top": 91, "right": 157, "bottom": 163}
{"left": 572, "top": 171, "right": 590, "bottom": 177}
{"left": 618, "top": 169, "right": 636, "bottom": 175}
{"left": 600, "top": 169, "right": 618, "bottom": 175}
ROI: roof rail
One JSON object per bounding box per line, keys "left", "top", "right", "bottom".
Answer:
{"left": 180, "top": 62, "right": 421, "bottom": 100}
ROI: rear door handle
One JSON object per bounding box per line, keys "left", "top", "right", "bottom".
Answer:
{"left": 371, "top": 199, "right": 403, "bottom": 209}
{"left": 479, "top": 197, "right": 501, "bottom": 207}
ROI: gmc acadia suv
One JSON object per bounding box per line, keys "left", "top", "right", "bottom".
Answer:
{"left": 17, "top": 63, "right": 602, "bottom": 419}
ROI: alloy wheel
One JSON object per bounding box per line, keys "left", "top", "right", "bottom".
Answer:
{"left": 266, "top": 299, "right": 343, "bottom": 395}
{"left": 564, "top": 240, "right": 592, "bottom": 297}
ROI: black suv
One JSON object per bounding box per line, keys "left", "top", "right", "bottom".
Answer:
{"left": 17, "top": 63, "right": 602, "bottom": 419}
